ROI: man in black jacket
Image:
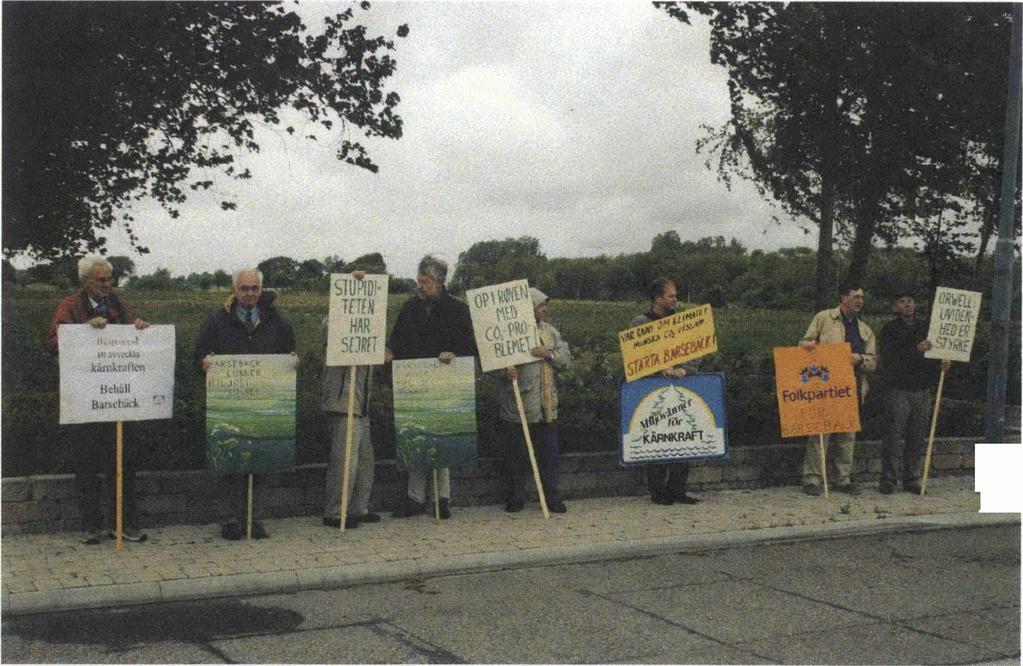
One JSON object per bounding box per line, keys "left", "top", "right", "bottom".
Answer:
{"left": 877, "top": 289, "right": 950, "bottom": 494}
{"left": 387, "top": 255, "right": 477, "bottom": 519}
{"left": 195, "top": 269, "right": 296, "bottom": 539}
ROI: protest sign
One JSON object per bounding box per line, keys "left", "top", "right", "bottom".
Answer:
{"left": 466, "top": 279, "right": 540, "bottom": 372}
{"left": 620, "top": 373, "right": 728, "bottom": 465}
{"left": 206, "top": 354, "right": 296, "bottom": 474}
{"left": 924, "top": 287, "right": 982, "bottom": 363}
{"left": 392, "top": 357, "right": 477, "bottom": 470}
{"left": 618, "top": 304, "right": 718, "bottom": 382}
{"left": 58, "top": 324, "right": 175, "bottom": 424}
{"left": 774, "top": 343, "right": 861, "bottom": 438}
{"left": 326, "top": 273, "right": 389, "bottom": 366}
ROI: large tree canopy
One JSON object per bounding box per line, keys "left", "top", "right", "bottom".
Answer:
{"left": 3, "top": 1, "right": 407, "bottom": 260}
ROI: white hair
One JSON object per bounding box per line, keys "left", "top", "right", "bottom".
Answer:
{"left": 417, "top": 255, "right": 448, "bottom": 284}
{"left": 78, "top": 254, "right": 112, "bottom": 282}
{"left": 232, "top": 269, "right": 263, "bottom": 288}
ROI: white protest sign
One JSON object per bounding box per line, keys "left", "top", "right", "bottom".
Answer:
{"left": 925, "top": 287, "right": 982, "bottom": 363}
{"left": 58, "top": 324, "right": 176, "bottom": 424}
{"left": 466, "top": 279, "right": 540, "bottom": 372}
{"left": 326, "top": 273, "right": 389, "bottom": 366}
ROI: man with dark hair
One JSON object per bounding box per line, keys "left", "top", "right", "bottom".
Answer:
{"left": 195, "top": 268, "right": 296, "bottom": 540}
{"left": 798, "top": 280, "right": 876, "bottom": 496}
{"left": 632, "top": 278, "right": 700, "bottom": 506}
{"left": 877, "top": 289, "right": 950, "bottom": 494}
{"left": 48, "top": 255, "right": 151, "bottom": 545}
{"left": 387, "top": 255, "right": 477, "bottom": 519}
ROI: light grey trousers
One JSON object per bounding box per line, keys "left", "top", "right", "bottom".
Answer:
{"left": 324, "top": 414, "right": 374, "bottom": 519}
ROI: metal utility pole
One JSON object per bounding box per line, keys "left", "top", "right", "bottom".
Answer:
{"left": 983, "top": 3, "right": 1022, "bottom": 443}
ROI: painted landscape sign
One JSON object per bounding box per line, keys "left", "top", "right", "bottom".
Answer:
{"left": 466, "top": 279, "right": 540, "bottom": 372}
{"left": 618, "top": 304, "right": 718, "bottom": 382}
{"left": 326, "top": 272, "right": 389, "bottom": 366}
{"left": 58, "top": 324, "right": 175, "bottom": 424}
{"left": 620, "top": 373, "right": 728, "bottom": 465}
{"left": 392, "top": 357, "right": 477, "bottom": 470}
{"left": 206, "top": 354, "right": 296, "bottom": 474}
{"left": 924, "top": 287, "right": 982, "bottom": 363}
{"left": 773, "top": 342, "right": 861, "bottom": 438}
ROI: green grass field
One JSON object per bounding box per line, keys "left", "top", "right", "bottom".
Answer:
{"left": 2, "top": 286, "right": 1011, "bottom": 476}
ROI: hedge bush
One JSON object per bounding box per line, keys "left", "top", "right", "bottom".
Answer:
{"left": 2, "top": 287, "right": 1014, "bottom": 476}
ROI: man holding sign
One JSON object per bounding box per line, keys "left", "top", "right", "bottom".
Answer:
{"left": 877, "top": 289, "right": 951, "bottom": 495}
{"left": 48, "top": 255, "right": 151, "bottom": 545}
{"left": 798, "top": 280, "right": 876, "bottom": 496}
{"left": 387, "top": 255, "right": 477, "bottom": 519}
{"left": 195, "top": 268, "right": 296, "bottom": 540}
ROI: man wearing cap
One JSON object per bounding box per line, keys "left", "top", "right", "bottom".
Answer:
{"left": 877, "top": 289, "right": 950, "bottom": 494}
{"left": 632, "top": 278, "right": 700, "bottom": 506}
{"left": 491, "top": 287, "right": 571, "bottom": 513}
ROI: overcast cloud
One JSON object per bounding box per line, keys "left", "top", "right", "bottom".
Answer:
{"left": 96, "top": 1, "right": 811, "bottom": 279}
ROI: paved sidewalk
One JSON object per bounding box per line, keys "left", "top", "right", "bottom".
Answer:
{"left": 2, "top": 476, "right": 1016, "bottom": 616}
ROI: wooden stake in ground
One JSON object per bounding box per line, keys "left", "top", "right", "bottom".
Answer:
{"left": 339, "top": 366, "right": 357, "bottom": 531}
{"left": 246, "top": 474, "right": 253, "bottom": 540}
{"left": 511, "top": 375, "right": 549, "bottom": 518}
{"left": 921, "top": 366, "right": 948, "bottom": 496}
{"left": 115, "top": 420, "right": 124, "bottom": 551}
{"left": 818, "top": 433, "right": 829, "bottom": 499}
{"left": 433, "top": 470, "right": 441, "bottom": 520}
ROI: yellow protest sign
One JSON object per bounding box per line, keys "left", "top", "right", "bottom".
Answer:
{"left": 773, "top": 342, "right": 861, "bottom": 438}
{"left": 618, "top": 304, "right": 717, "bottom": 382}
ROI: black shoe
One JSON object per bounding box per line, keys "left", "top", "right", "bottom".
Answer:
{"left": 674, "top": 493, "right": 700, "bottom": 505}
{"left": 835, "top": 483, "right": 860, "bottom": 496}
{"left": 322, "top": 516, "right": 358, "bottom": 528}
{"left": 505, "top": 500, "right": 525, "bottom": 513}
{"left": 353, "top": 512, "right": 381, "bottom": 523}
{"left": 221, "top": 521, "right": 244, "bottom": 541}
{"left": 651, "top": 492, "right": 673, "bottom": 506}
{"left": 548, "top": 500, "right": 567, "bottom": 514}
{"left": 438, "top": 497, "right": 452, "bottom": 520}
{"left": 879, "top": 482, "right": 895, "bottom": 495}
{"left": 802, "top": 484, "right": 823, "bottom": 497}
{"left": 903, "top": 483, "right": 922, "bottom": 495}
{"left": 392, "top": 496, "right": 425, "bottom": 518}
{"left": 80, "top": 529, "right": 104, "bottom": 545}
{"left": 252, "top": 521, "right": 269, "bottom": 539}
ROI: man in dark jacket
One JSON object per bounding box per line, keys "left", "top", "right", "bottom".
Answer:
{"left": 48, "top": 255, "right": 151, "bottom": 545}
{"left": 387, "top": 255, "right": 477, "bottom": 519}
{"left": 195, "top": 269, "right": 296, "bottom": 539}
{"left": 877, "top": 289, "right": 950, "bottom": 494}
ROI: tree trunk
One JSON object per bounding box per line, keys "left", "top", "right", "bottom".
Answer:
{"left": 814, "top": 78, "right": 841, "bottom": 310}
{"left": 847, "top": 201, "right": 878, "bottom": 285}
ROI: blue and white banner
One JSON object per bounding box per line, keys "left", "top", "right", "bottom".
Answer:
{"left": 619, "top": 373, "right": 729, "bottom": 465}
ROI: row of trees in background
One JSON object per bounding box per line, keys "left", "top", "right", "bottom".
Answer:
{"left": 9, "top": 232, "right": 1018, "bottom": 316}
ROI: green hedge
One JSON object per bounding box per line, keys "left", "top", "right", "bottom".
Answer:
{"left": 2, "top": 287, "right": 1013, "bottom": 476}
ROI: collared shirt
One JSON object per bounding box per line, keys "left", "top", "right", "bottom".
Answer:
{"left": 237, "top": 304, "right": 260, "bottom": 327}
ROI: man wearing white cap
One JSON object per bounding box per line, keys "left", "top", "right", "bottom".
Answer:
{"left": 491, "top": 287, "right": 571, "bottom": 513}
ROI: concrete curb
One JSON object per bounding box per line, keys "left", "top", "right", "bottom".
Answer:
{"left": 4, "top": 511, "right": 1017, "bottom": 616}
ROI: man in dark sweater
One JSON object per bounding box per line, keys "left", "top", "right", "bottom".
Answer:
{"left": 877, "top": 289, "right": 951, "bottom": 494}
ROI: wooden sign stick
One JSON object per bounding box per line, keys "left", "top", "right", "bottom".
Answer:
{"left": 433, "top": 470, "right": 440, "bottom": 520}
{"left": 920, "top": 366, "right": 948, "bottom": 496}
{"left": 246, "top": 474, "right": 253, "bottom": 540}
{"left": 339, "top": 366, "right": 357, "bottom": 531}
{"left": 511, "top": 376, "right": 549, "bottom": 518}
{"left": 115, "top": 421, "right": 124, "bottom": 551}
{"left": 818, "top": 433, "right": 829, "bottom": 498}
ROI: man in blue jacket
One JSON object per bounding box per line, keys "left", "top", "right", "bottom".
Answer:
{"left": 195, "top": 269, "right": 296, "bottom": 539}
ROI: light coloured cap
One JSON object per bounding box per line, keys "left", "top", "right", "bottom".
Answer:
{"left": 530, "top": 287, "right": 549, "bottom": 308}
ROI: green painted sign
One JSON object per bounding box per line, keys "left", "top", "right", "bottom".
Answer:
{"left": 206, "top": 354, "right": 296, "bottom": 474}
{"left": 392, "top": 357, "right": 477, "bottom": 470}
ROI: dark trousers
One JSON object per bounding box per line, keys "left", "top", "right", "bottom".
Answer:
{"left": 499, "top": 421, "right": 561, "bottom": 504}
{"left": 647, "top": 461, "right": 690, "bottom": 501}
{"left": 67, "top": 422, "right": 140, "bottom": 531}
{"left": 881, "top": 387, "right": 931, "bottom": 487}
{"left": 219, "top": 475, "right": 266, "bottom": 526}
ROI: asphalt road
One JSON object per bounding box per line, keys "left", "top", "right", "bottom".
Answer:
{"left": 3, "top": 524, "right": 1019, "bottom": 664}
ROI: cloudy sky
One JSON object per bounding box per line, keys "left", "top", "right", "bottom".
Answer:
{"left": 102, "top": 1, "right": 812, "bottom": 280}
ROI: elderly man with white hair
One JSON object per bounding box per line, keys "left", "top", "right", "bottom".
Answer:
{"left": 47, "top": 254, "right": 151, "bottom": 545}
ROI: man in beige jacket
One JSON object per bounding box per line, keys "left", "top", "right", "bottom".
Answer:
{"left": 798, "top": 280, "right": 876, "bottom": 496}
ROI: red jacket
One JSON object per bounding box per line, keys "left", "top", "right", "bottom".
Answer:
{"left": 47, "top": 290, "right": 136, "bottom": 352}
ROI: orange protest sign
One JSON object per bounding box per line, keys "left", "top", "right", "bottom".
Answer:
{"left": 618, "top": 304, "right": 717, "bottom": 382}
{"left": 773, "top": 343, "right": 861, "bottom": 438}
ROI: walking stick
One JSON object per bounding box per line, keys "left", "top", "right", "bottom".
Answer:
{"left": 339, "top": 366, "right": 357, "bottom": 530}
{"left": 512, "top": 375, "right": 549, "bottom": 518}
{"left": 920, "top": 366, "right": 948, "bottom": 496}
{"left": 115, "top": 421, "right": 124, "bottom": 551}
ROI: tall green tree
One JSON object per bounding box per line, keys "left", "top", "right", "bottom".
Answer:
{"left": 107, "top": 255, "right": 135, "bottom": 286}
{"left": 3, "top": 2, "right": 407, "bottom": 261}
{"left": 452, "top": 237, "right": 547, "bottom": 291}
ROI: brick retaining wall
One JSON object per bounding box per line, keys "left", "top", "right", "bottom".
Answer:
{"left": 1, "top": 437, "right": 984, "bottom": 535}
